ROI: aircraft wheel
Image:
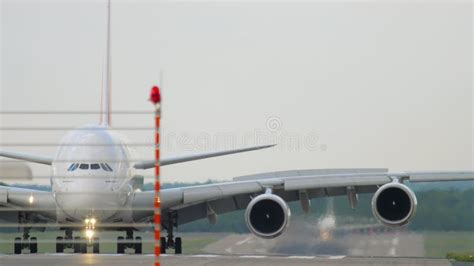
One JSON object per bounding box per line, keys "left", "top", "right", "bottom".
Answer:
{"left": 81, "top": 242, "right": 88, "bottom": 254}
{"left": 14, "top": 237, "right": 22, "bottom": 254}
{"left": 56, "top": 237, "right": 64, "bottom": 253}
{"left": 174, "top": 237, "right": 182, "bottom": 254}
{"left": 134, "top": 237, "right": 142, "bottom": 254}
{"left": 93, "top": 238, "right": 100, "bottom": 254}
{"left": 117, "top": 236, "right": 125, "bottom": 254}
{"left": 30, "top": 237, "right": 38, "bottom": 254}
{"left": 160, "top": 237, "right": 167, "bottom": 254}
{"left": 74, "top": 237, "right": 82, "bottom": 253}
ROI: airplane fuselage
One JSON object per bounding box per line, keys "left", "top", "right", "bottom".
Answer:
{"left": 51, "top": 125, "right": 136, "bottom": 223}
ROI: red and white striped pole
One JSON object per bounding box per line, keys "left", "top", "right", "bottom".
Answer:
{"left": 150, "top": 86, "right": 161, "bottom": 266}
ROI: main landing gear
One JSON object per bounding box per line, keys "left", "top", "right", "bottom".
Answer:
{"left": 161, "top": 212, "right": 182, "bottom": 254}
{"left": 116, "top": 229, "right": 142, "bottom": 254}
{"left": 14, "top": 227, "right": 37, "bottom": 254}
{"left": 13, "top": 212, "right": 37, "bottom": 254}
{"left": 160, "top": 235, "right": 182, "bottom": 255}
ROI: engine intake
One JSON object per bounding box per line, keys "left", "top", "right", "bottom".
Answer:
{"left": 245, "top": 193, "right": 290, "bottom": 239}
{"left": 372, "top": 182, "right": 417, "bottom": 226}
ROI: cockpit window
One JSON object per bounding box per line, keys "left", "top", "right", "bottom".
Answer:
{"left": 105, "top": 163, "right": 113, "bottom": 172}
{"left": 68, "top": 163, "right": 112, "bottom": 171}
{"left": 100, "top": 163, "right": 113, "bottom": 172}
{"left": 67, "top": 163, "right": 79, "bottom": 171}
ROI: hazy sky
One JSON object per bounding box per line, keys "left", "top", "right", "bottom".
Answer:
{"left": 1, "top": 0, "right": 472, "bottom": 184}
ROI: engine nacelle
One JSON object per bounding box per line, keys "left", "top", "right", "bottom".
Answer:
{"left": 245, "top": 193, "right": 291, "bottom": 239}
{"left": 371, "top": 182, "right": 417, "bottom": 226}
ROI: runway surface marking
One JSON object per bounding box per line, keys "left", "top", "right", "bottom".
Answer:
{"left": 239, "top": 255, "right": 267, "bottom": 259}
{"left": 191, "top": 254, "right": 222, "bottom": 258}
{"left": 288, "top": 256, "right": 315, "bottom": 259}
{"left": 236, "top": 236, "right": 253, "bottom": 246}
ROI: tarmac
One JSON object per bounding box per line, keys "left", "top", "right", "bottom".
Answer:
{"left": 0, "top": 253, "right": 463, "bottom": 266}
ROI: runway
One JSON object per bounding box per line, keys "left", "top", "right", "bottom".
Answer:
{"left": 0, "top": 254, "right": 459, "bottom": 266}
{"left": 1, "top": 231, "right": 471, "bottom": 265}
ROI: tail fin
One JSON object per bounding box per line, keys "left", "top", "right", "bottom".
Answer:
{"left": 100, "top": 0, "right": 112, "bottom": 126}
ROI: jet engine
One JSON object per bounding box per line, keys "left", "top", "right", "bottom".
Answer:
{"left": 371, "top": 182, "right": 417, "bottom": 226}
{"left": 245, "top": 193, "right": 290, "bottom": 239}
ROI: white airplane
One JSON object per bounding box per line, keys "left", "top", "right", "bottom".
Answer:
{"left": 1, "top": 0, "right": 473, "bottom": 256}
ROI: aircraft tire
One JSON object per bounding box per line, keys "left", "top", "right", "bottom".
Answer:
{"left": 56, "top": 237, "right": 64, "bottom": 253}
{"left": 135, "top": 237, "right": 142, "bottom": 254}
{"left": 117, "top": 236, "right": 125, "bottom": 254}
{"left": 73, "top": 237, "right": 82, "bottom": 253}
{"left": 14, "top": 237, "right": 22, "bottom": 254}
{"left": 81, "top": 242, "right": 87, "bottom": 254}
{"left": 175, "top": 237, "right": 182, "bottom": 254}
{"left": 30, "top": 237, "right": 38, "bottom": 254}
{"left": 93, "top": 238, "right": 100, "bottom": 254}
{"left": 160, "top": 237, "right": 167, "bottom": 254}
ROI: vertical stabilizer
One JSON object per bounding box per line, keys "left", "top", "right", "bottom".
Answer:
{"left": 100, "top": 0, "right": 112, "bottom": 126}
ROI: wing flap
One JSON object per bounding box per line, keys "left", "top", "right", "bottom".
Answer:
{"left": 406, "top": 171, "right": 474, "bottom": 182}
{"left": 284, "top": 174, "right": 390, "bottom": 191}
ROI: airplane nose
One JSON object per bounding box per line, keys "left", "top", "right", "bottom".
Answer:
{"left": 56, "top": 190, "right": 120, "bottom": 221}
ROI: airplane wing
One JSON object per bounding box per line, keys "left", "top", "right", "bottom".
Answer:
{"left": 0, "top": 150, "right": 53, "bottom": 166}
{"left": 0, "top": 185, "right": 57, "bottom": 227}
{"left": 131, "top": 169, "right": 474, "bottom": 228}
{"left": 133, "top": 144, "right": 275, "bottom": 169}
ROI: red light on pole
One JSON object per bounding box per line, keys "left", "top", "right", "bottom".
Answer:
{"left": 150, "top": 86, "right": 161, "bottom": 105}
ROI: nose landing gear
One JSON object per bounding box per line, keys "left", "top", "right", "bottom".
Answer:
{"left": 55, "top": 218, "right": 100, "bottom": 254}
{"left": 55, "top": 228, "right": 99, "bottom": 254}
